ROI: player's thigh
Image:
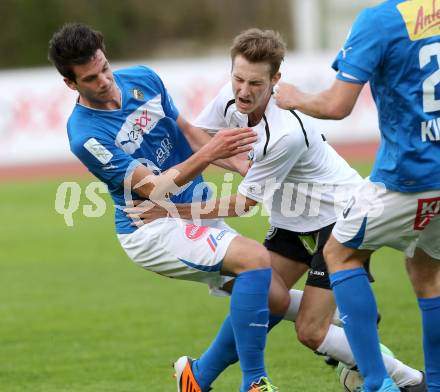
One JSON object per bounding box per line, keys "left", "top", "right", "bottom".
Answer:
{"left": 269, "top": 251, "right": 309, "bottom": 288}
{"left": 221, "top": 235, "right": 271, "bottom": 275}
{"left": 324, "top": 234, "right": 372, "bottom": 273}
{"left": 406, "top": 244, "right": 440, "bottom": 298}
{"left": 332, "top": 179, "right": 440, "bottom": 256}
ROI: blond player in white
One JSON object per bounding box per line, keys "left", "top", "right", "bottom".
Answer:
{"left": 128, "top": 28, "right": 425, "bottom": 392}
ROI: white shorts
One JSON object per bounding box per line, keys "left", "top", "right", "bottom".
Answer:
{"left": 332, "top": 178, "right": 440, "bottom": 259}
{"left": 117, "top": 218, "right": 237, "bottom": 294}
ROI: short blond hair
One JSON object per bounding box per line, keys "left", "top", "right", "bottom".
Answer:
{"left": 230, "top": 28, "right": 286, "bottom": 77}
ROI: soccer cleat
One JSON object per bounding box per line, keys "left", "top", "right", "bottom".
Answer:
{"left": 247, "top": 377, "right": 279, "bottom": 391}
{"left": 173, "top": 356, "right": 202, "bottom": 392}
{"left": 353, "top": 377, "right": 400, "bottom": 392}
{"left": 324, "top": 355, "right": 339, "bottom": 367}
{"left": 399, "top": 372, "right": 426, "bottom": 392}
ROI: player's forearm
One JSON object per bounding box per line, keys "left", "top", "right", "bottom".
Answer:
{"left": 173, "top": 194, "right": 254, "bottom": 220}
{"left": 295, "top": 90, "right": 348, "bottom": 120}
{"left": 178, "top": 118, "right": 212, "bottom": 152}
{"left": 212, "top": 156, "right": 249, "bottom": 176}
{"left": 129, "top": 150, "right": 211, "bottom": 200}
{"left": 170, "top": 148, "right": 212, "bottom": 186}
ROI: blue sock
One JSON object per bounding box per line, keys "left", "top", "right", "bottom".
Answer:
{"left": 418, "top": 296, "right": 440, "bottom": 391}
{"left": 193, "top": 314, "right": 283, "bottom": 391}
{"left": 193, "top": 316, "right": 236, "bottom": 392}
{"left": 330, "top": 268, "right": 389, "bottom": 391}
{"left": 230, "top": 268, "right": 271, "bottom": 391}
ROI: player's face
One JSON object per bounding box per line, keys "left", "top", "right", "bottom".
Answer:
{"left": 231, "top": 55, "right": 280, "bottom": 119}
{"left": 64, "top": 49, "right": 120, "bottom": 109}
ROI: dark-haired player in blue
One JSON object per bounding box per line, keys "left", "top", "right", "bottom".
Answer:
{"left": 275, "top": 0, "right": 440, "bottom": 391}
{"left": 48, "top": 23, "right": 287, "bottom": 391}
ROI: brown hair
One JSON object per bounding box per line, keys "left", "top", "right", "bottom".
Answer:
{"left": 230, "top": 28, "right": 286, "bottom": 77}
{"left": 48, "top": 23, "right": 105, "bottom": 81}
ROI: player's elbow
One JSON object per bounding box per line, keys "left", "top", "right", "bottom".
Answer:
{"left": 326, "top": 101, "right": 353, "bottom": 120}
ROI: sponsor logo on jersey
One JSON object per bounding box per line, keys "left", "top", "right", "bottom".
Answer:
{"left": 398, "top": 0, "right": 440, "bottom": 41}
{"left": 249, "top": 322, "right": 269, "bottom": 328}
{"left": 156, "top": 137, "right": 173, "bottom": 165}
{"left": 83, "top": 138, "right": 113, "bottom": 164}
{"left": 131, "top": 87, "right": 144, "bottom": 100}
{"left": 342, "top": 196, "right": 356, "bottom": 218}
{"left": 299, "top": 233, "right": 319, "bottom": 255}
{"left": 265, "top": 226, "right": 278, "bottom": 240}
{"left": 216, "top": 230, "right": 228, "bottom": 241}
{"left": 207, "top": 234, "right": 218, "bottom": 252}
{"left": 421, "top": 117, "right": 440, "bottom": 141}
{"left": 309, "top": 269, "right": 325, "bottom": 277}
{"left": 102, "top": 164, "right": 119, "bottom": 170}
{"left": 414, "top": 196, "right": 440, "bottom": 230}
{"left": 340, "top": 46, "right": 352, "bottom": 59}
{"left": 116, "top": 94, "right": 165, "bottom": 154}
{"left": 184, "top": 224, "right": 209, "bottom": 240}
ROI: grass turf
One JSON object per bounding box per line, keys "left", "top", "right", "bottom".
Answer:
{"left": 0, "top": 163, "right": 423, "bottom": 391}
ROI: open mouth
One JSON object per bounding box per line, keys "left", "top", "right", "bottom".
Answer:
{"left": 237, "top": 97, "right": 252, "bottom": 107}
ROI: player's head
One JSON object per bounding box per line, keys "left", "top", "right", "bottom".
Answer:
{"left": 48, "top": 23, "right": 117, "bottom": 108}
{"left": 230, "top": 28, "right": 285, "bottom": 116}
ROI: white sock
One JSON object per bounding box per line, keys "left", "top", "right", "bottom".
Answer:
{"left": 316, "top": 324, "right": 356, "bottom": 367}
{"left": 283, "top": 289, "right": 303, "bottom": 321}
{"left": 382, "top": 355, "right": 423, "bottom": 387}
{"left": 316, "top": 325, "right": 423, "bottom": 387}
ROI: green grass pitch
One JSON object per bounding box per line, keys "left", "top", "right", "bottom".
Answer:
{"left": 0, "top": 163, "right": 424, "bottom": 391}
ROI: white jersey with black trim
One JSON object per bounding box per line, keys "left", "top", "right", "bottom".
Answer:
{"left": 195, "top": 82, "right": 362, "bottom": 232}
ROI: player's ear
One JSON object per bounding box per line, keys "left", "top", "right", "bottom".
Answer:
{"left": 64, "top": 77, "right": 78, "bottom": 91}
{"left": 272, "top": 71, "right": 281, "bottom": 85}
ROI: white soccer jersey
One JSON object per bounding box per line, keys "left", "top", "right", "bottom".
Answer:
{"left": 195, "top": 83, "right": 362, "bottom": 232}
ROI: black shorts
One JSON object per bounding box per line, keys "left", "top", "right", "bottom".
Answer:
{"left": 263, "top": 223, "right": 374, "bottom": 290}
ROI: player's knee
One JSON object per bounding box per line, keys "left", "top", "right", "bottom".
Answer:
{"left": 246, "top": 243, "right": 271, "bottom": 270}
{"left": 223, "top": 237, "right": 271, "bottom": 275}
{"left": 295, "top": 317, "right": 328, "bottom": 350}
{"left": 269, "top": 286, "right": 290, "bottom": 316}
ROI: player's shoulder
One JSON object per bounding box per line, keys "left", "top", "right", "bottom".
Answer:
{"left": 114, "top": 65, "right": 157, "bottom": 79}
{"left": 265, "top": 99, "right": 314, "bottom": 148}
{"left": 114, "top": 65, "right": 162, "bottom": 87}
{"left": 67, "top": 109, "right": 108, "bottom": 151}
{"left": 216, "top": 82, "right": 235, "bottom": 107}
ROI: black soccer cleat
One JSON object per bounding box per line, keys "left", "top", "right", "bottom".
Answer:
{"left": 399, "top": 371, "right": 426, "bottom": 392}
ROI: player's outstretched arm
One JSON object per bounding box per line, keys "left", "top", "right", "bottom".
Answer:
{"left": 274, "top": 79, "right": 364, "bottom": 120}
{"left": 177, "top": 115, "right": 251, "bottom": 176}
{"left": 124, "top": 193, "right": 258, "bottom": 224}
{"left": 125, "top": 128, "right": 256, "bottom": 200}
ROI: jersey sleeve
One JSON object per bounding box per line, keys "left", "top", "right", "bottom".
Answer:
{"left": 238, "top": 131, "right": 306, "bottom": 203}
{"left": 70, "top": 133, "right": 141, "bottom": 188}
{"left": 193, "top": 83, "right": 232, "bottom": 132}
{"left": 332, "top": 7, "right": 386, "bottom": 84}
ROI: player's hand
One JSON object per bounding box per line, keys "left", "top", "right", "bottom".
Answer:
{"left": 235, "top": 155, "right": 252, "bottom": 177}
{"left": 203, "top": 127, "right": 257, "bottom": 160}
{"left": 124, "top": 200, "right": 177, "bottom": 225}
{"left": 274, "top": 82, "right": 301, "bottom": 110}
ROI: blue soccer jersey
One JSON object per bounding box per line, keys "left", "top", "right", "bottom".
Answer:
{"left": 332, "top": 0, "right": 440, "bottom": 192}
{"left": 67, "top": 66, "right": 209, "bottom": 234}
